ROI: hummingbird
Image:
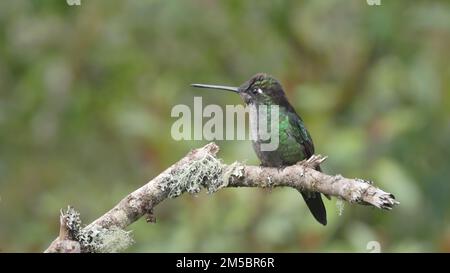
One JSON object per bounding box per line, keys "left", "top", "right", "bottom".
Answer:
{"left": 191, "top": 73, "right": 327, "bottom": 225}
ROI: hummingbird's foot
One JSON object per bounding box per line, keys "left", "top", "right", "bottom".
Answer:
{"left": 298, "top": 154, "right": 328, "bottom": 169}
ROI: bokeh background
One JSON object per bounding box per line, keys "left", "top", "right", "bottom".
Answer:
{"left": 1, "top": 0, "right": 450, "bottom": 252}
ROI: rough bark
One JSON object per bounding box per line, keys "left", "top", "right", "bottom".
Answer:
{"left": 45, "top": 142, "right": 398, "bottom": 253}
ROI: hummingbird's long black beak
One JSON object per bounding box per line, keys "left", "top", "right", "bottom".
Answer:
{"left": 191, "top": 84, "right": 239, "bottom": 93}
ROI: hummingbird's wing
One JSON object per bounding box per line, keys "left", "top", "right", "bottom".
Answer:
{"left": 285, "top": 111, "right": 316, "bottom": 160}
{"left": 287, "top": 112, "right": 328, "bottom": 225}
{"left": 287, "top": 114, "right": 330, "bottom": 196}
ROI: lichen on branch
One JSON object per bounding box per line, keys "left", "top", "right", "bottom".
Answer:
{"left": 45, "top": 142, "right": 398, "bottom": 253}
{"left": 158, "top": 153, "right": 224, "bottom": 197}
{"left": 45, "top": 206, "right": 133, "bottom": 253}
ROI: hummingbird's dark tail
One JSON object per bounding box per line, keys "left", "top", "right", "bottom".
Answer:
{"left": 300, "top": 191, "right": 327, "bottom": 226}
{"left": 300, "top": 164, "right": 328, "bottom": 225}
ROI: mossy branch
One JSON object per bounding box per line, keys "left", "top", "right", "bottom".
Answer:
{"left": 44, "top": 142, "right": 399, "bottom": 253}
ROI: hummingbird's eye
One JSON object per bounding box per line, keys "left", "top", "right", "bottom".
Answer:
{"left": 252, "top": 88, "right": 263, "bottom": 95}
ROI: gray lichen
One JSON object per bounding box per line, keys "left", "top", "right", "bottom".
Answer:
{"left": 356, "top": 178, "right": 373, "bottom": 185}
{"left": 222, "top": 162, "right": 244, "bottom": 186}
{"left": 78, "top": 225, "right": 134, "bottom": 253}
{"left": 61, "top": 206, "right": 82, "bottom": 240}
{"left": 336, "top": 197, "right": 345, "bottom": 216}
{"left": 61, "top": 206, "right": 134, "bottom": 253}
{"left": 158, "top": 154, "right": 224, "bottom": 198}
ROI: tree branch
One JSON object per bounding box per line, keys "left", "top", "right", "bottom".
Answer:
{"left": 44, "top": 142, "right": 399, "bottom": 253}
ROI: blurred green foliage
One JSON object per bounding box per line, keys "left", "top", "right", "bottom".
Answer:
{"left": 0, "top": 0, "right": 450, "bottom": 252}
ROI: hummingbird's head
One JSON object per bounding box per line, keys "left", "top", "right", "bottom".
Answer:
{"left": 191, "top": 73, "right": 286, "bottom": 106}
{"left": 237, "top": 73, "right": 285, "bottom": 105}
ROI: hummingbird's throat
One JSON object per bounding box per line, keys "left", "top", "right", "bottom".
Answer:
{"left": 248, "top": 104, "right": 280, "bottom": 152}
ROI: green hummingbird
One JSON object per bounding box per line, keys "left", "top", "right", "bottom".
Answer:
{"left": 192, "top": 73, "right": 327, "bottom": 225}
